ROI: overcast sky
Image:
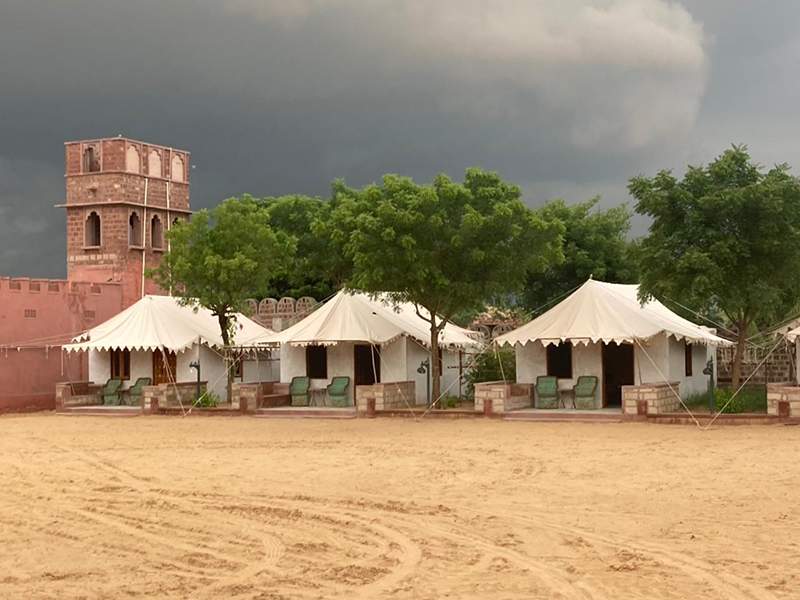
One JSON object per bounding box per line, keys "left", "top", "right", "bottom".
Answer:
{"left": 1, "top": 0, "right": 799, "bottom": 278}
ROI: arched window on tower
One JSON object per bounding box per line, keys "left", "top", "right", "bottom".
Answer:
{"left": 129, "top": 211, "right": 142, "bottom": 247}
{"left": 126, "top": 145, "right": 140, "bottom": 173}
{"left": 151, "top": 215, "right": 164, "bottom": 250}
{"left": 148, "top": 149, "right": 162, "bottom": 177}
{"left": 171, "top": 154, "right": 184, "bottom": 182}
{"left": 85, "top": 212, "right": 101, "bottom": 247}
{"left": 83, "top": 145, "right": 100, "bottom": 173}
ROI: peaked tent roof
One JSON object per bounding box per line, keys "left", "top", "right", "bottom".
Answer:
{"left": 64, "top": 295, "right": 273, "bottom": 353}
{"left": 254, "top": 290, "right": 482, "bottom": 349}
{"left": 783, "top": 324, "right": 800, "bottom": 342}
{"left": 495, "top": 279, "right": 731, "bottom": 347}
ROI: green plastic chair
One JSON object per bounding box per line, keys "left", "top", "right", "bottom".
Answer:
{"left": 290, "top": 376, "right": 311, "bottom": 406}
{"left": 573, "top": 376, "right": 598, "bottom": 410}
{"left": 327, "top": 376, "right": 350, "bottom": 407}
{"left": 103, "top": 379, "right": 123, "bottom": 406}
{"left": 536, "top": 376, "right": 558, "bottom": 409}
{"left": 128, "top": 377, "right": 151, "bottom": 406}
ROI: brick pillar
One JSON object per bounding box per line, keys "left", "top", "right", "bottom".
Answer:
{"left": 779, "top": 401, "right": 790, "bottom": 420}
{"left": 55, "top": 383, "right": 70, "bottom": 411}
{"left": 483, "top": 398, "right": 493, "bottom": 417}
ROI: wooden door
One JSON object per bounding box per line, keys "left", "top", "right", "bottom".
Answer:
{"left": 153, "top": 349, "right": 177, "bottom": 385}
{"left": 354, "top": 345, "right": 380, "bottom": 386}
{"left": 602, "top": 342, "right": 634, "bottom": 407}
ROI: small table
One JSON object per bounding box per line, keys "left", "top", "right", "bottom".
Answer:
{"left": 557, "top": 379, "right": 576, "bottom": 409}
{"left": 309, "top": 388, "right": 328, "bottom": 407}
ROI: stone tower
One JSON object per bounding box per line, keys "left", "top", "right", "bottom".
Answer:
{"left": 62, "top": 137, "right": 191, "bottom": 308}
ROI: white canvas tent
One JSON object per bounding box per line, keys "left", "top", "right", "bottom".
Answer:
{"left": 64, "top": 295, "right": 276, "bottom": 401}
{"left": 495, "top": 279, "right": 731, "bottom": 409}
{"left": 782, "top": 325, "right": 800, "bottom": 383}
{"left": 256, "top": 290, "right": 482, "bottom": 405}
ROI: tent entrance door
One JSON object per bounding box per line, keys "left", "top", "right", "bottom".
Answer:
{"left": 153, "top": 349, "right": 178, "bottom": 385}
{"left": 354, "top": 345, "right": 380, "bottom": 386}
{"left": 602, "top": 342, "right": 634, "bottom": 407}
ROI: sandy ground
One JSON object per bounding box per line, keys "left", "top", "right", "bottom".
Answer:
{"left": 0, "top": 415, "right": 798, "bottom": 600}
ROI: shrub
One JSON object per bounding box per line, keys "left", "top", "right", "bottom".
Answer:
{"left": 713, "top": 388, "right": 746, "bottom": 414}
{"left": 463, "top": 347, "right": 516, "bottom": 398}
{"left": 443, "top": 395, "right": 459, "bottom": 409}
{"left": 190, "top": 391, "right": 220, "bottom": 408}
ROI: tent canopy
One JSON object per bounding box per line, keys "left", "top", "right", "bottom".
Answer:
{"left": 495, "top": 279, "right": 731, "bottom": 347}
{"left": 784, "top": 324, "right": 800, "bottom": 342}
{"left": 64, "top": 295, "right": 272, "bottom": 353}
{"left": 255, "top": 290, "right": 482, "bottom": 349}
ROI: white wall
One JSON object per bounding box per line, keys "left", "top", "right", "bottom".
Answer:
{"left": 515, "top": 343, "right": 546, "bottom": 385}
{"left": 199, "top": 345, "right": 227, "bottom": 401}
{"left": 572, "top": 343, "right": 602, "bottom": 407}
{"left": 278, "top": 342, "right": 357, "bottom": 403}
{"left": 89, "top": 348, "right": 155, "bottom": 390}
{"left": 403, "top": 338, "right": 465, "bottom": 405}
{"left": 88, "top": 344, "right": 267, "bottom": 403}
{"left": 516, "top": 342, "right": 604, "bottom": 407}
{"left": 634, "top": 334, "right": 669, "bottom": 385}
{"left": 277, "top": 337, "right": 464, "bottom": 406}
{"left": 241, "top": 350, "right": 278, "bottom": 383}
{"left": 89, "top": 349, "right": 111, "bottom": 385}
{"left": 380, "top": 337, "right": 408, "bottom": 386}
{"left": 280, "top": 344, "right": 306, "bottom": 383}
{"left": 665, "top": 337, "right": 713, "bottom": 397}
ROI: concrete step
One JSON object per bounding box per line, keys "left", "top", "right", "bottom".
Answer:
{"left": 504, "top": 411, "right": 622, "bottom": 423}
{"left": 254, "top": 408, "right": 358, "bottom": 419}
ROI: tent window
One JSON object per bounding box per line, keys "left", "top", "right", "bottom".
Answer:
{"left": 306, "top": 345, "right": 327, "bottom": 379}
{"left": 546, "top": 343, "right": 572, "bottom": 379}
{"left": 685, "top": 343, "right": 693, "bottom": 377}
{"left": 110, "top": 349, "right": 131, "bottom": 381}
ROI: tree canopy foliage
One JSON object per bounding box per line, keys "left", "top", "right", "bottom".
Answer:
{"left": 149, "top": 196, "right": 292, "bottom": 398}
{"left": 629, "top": 145, "right": 800, "bottom": 390}
{"left": 340, "top": 167, "right": 564, "bottom": 404}
{"left": 522, "top": 197, "right": 637, "bottom": 315}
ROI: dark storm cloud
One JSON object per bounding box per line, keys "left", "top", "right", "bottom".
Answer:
{"left": 0, "top": 0, "right": 795, "bottom": 278}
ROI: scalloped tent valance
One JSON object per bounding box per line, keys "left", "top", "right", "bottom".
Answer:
{"left": 495, "top": 279, "right": 732, "bottom": 348}
{"left": 63, "top": 295, "right": 273, "bottom": 353}
{"left": 253, "top": 290, "right": 482, "bottom": 350}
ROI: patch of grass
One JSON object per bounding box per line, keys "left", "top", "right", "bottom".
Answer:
{"left": 190, "top": 391, "right": 220, "bottom": 408}
{"left": 683, "top": 387, "right": 766, "bottom": 414}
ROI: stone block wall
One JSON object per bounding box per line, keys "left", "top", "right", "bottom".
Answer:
{"left": 474, "top": 382, "right": 533, "bottom": 414}
{"left": 717, "top": 342, "right": 795, "bottom": 384}
{"left": 766, "top": 383, "right": 800, "bottom": 419}
{"left": 622, "top": 382, "right": 681, "bottom": 418}
{"left": 143, "top": 382, "right": 206, "bottom": 413}
{"left": 55, "top": 381, "right": 103, "bottom": 409}
{"left": 231, "top": 381, "right": 289, "bottom": 411}
{"left": 356, "top": 381, "right": 416, "bottom": 412}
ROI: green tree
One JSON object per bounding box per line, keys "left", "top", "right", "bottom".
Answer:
{"left": 258, "top": 194, "right": 339, "bottom": 300}
{"left": 522, "top": 197, "right": 637, "bottom": 314}
{"left": 258, "top": 184, "right": 356, "bottom": 300}
{"left": 629, "top": 146, "right": 800, "bottom": 391}
{"left": 149, "top": 195, "right": 292, "bottom": 400}
{"left": 343, "top": 168, "right": 564, "bottom": 406}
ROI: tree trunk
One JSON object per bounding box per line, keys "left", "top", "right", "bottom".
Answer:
{"left": 731, "top": 327, "right": 747, "bottom": 393}
{"left": 430, "top": 320, "right": 442, "bottom": 409}
{"left": 218, "top": 313, "right": 233, "bottom": 404}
